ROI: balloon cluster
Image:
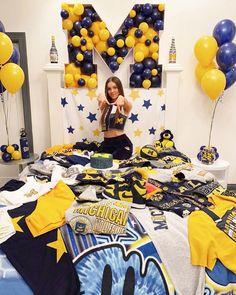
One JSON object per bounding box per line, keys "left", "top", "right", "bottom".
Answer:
{"left": 0, "top": 21, "right": 25, "bottom": 94}
{"left": 194, "top": 19, "right": 236, "bottom": 100}
{"left": 60, "top": 3, "right": 164, "bottom": 89}
{"left": 0, "top": 144, "right": 21, "bottom": 162}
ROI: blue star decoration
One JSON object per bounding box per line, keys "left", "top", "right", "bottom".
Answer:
{"left": 77, "top": 104, "right": 84, "bottom": 111}
{"left": 149, "top": 127, "right": 156, "bottom": 135}
{"left": 61, "top": 97, "right": 68, "bottom": 107}
{"left": 87, "top": 112, "right": 97, "bottom": 123}
{"left": 129, "top": 113, "right": 139, "bottom": 123}
{"left": 67, "top": 125, "right": 75, "bottom": 134}
{"left": 142, "top": 99, "right": 152, "bottom": 109}
{"left": 161, "top": 104, "right": 166, "bottom": 111}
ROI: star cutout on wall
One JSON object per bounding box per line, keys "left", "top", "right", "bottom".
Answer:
{"left": 161, "top": 104, "right": 166, "bottom": 111}
{"left": 142, "top": 99, "right": 152, "bottom": 109}
{"left": 67, "top": 125, "right": 75, "bottom": 134}
{"left": 79, "top": 125, "right": 84, "bottom": 131}
{"left": 12, "top": 216, "right": 24, "bottom": 232}
{"left": 149, "top": 127, "right": 156, "bottom": 135}
{"left": 86, "top": 89, "right": 97, "bottom": 100}
{"left": 135, "top": 146, "right": 141, "bottom": 155}
{"left": 93, "top": 128, "right": 101, "bottom": 136}
{"left": 134, "top": 128, "right": 142, "bottom": 137}
{"left": 61, "top": 97, "right": 68, "bottom": 107}
{"left": 87, "top": 112, "right": 97, "bottom": 122}
{"left": 71, "top": 89, "right": 78, "bottom": 95}
{"left": 158, "top": 89, "right": 164, "bottom": 96}
{"left": 47, "top": 229, "right": 67, "bottom": 263}
{"left": 129, "top": 113, "right": 139, "bottom": 123}
{"left": 77, "top": 104, "right": 85, "bottom": 111}
{"left": 129, "top": 89, "right": 140, "bottom": 101}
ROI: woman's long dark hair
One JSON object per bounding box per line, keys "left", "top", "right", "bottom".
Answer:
{"left": 101, "top": 76, "right": 125, "bottom": 128}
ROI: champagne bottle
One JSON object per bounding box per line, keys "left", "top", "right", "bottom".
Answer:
{"left": 50, "top": 35, "right": 58, "bottom": 63}
{"left": 169, "top": 37, "right": 176, "bottom": 63}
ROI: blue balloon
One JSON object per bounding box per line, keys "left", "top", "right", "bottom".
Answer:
{"left": 109, "top": 61, "right": 119, "bottom": 72}
{"left": 60, "top": 9, "right": 69, "bottom": 19}
{"left": 73, "top": 21, "right": 82, "bottom": 33}
{"left": 142, "top": 3, "right": 153, "bottom": 16}
{"left": 81, "top": 62, "right": 95, "bottom": 75}
{"left": 142, "top": 68, "right": 152, "bottom": 79}
{"left": 0, "top": 82, "right": 6, "bottom": 94}
{"left": 2, "top": 152, "right": 11, "bottom": 162}
{"left": 143, "top": 57, "right": 157, "bottom": 70}
{"left": 153, "top": 20, "right": 164, "bottom": 31}
{"left": 0, "top": 145, "right": 7, "bottom": 152}
{"left": 224, "top": 66, "right": 236, "bottom": 89}
{"left": 130, "top": 73, "right": 142, "bottom": 87}
{"left": 8, "top": 46, "right": 20, "bottom": 64}
{"left": 124, "top": 17, "right": 134, "bottom": 29}
{"left": 216, "top": 42, "right": 236, "bottom": 71}
{"left": 81, "top": 17, "right": 92, "bottom": 29}
{"left": 107, "top": 37, "right": 116, "bottom": 47}
{"left": 213, "top": 19, "right": 236, "bottom": 46}
{"left": 0, "top": 20, "right": 5, "bottom": 32}
{"left": 150, "top": 75, "right": 161, "bottom": 87}
{"left": 78, "top": 78, "right": 85, "bottom": 87}
{"left": 133, "top": 62, "right": 144, "bottom": 74}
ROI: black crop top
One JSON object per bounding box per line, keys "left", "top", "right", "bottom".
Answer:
{"left": 102, "top": 105, "right": 127, "bottom": 132}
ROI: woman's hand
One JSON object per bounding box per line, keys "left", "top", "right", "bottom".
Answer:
{"left": 97, "top": 93, "right": 108, "bottom": 110}
{"left": 115, "top": 95, "right": 125, "bottom": 113}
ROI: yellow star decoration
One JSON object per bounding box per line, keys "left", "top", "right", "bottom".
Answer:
{"left": 129, "top": 89, "right": 140, "bottom": 101}
{"left": 158, "top": 89, "right": 164, "bottom": 97}
{"left": 93, "top": 128, "right": 101, "bottom": 136}
{"left": 86, "top": 89, "right": 97, "bottom": 100}
{"left": 135, "top": 146, "right": 141, "bottom": 155}
{"left": 71, "top": 89, "right": 78, "bottom": 95}
{"left": 47, "top": 229, "right": 67, "bottom": 263}
{"left": 134, "top": 129, "right": 142, "bottom": 137}
{"left": 79, "top": 125, "right": 84, "bottom": 131}
{"left": 12, "top": 216, "right": 24, "bottom": 232}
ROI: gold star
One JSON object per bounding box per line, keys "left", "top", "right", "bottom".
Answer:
{"left": 134, "top": 129, "right": 142, "bottom": 137}
{"left": 12, "top": 216, "right": 24, "bottom": 232}
{"left": 86, "top": 89, "right": 97, "bottom": 100}
{"left": 79, "top": 125, "right": 84, "bottom": 131}
{"left": 71, "top": 89, "right": 78, "bottom": 95}
{"left": 129, "top": 89, "right": 140, "bottom": 101}
{"left": 47, "top": 229, "right": 67, "bottom": 263}
{"left": 135, "top": 146, "right": 141, "bottom": 155}
{"left": 93, "top": 128, "right": 101, "bottom": 136}
{"left": 158, "top": 89, "right": 164, "bottom": 97}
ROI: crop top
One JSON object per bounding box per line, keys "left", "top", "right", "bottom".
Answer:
{"left": 101, "top": 104, "right": 127, "bottom": 132}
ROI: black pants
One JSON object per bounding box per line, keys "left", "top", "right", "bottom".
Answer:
{"left": 98, "top": 134, "right": 133, "bottom": 160}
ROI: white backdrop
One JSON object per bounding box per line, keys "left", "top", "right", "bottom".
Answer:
{"left": 0, "top": 0, "right": 236, "bottom": 183}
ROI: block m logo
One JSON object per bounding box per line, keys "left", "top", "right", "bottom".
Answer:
{"left": 61, "top": 3, "right": 164, "bottom": 89}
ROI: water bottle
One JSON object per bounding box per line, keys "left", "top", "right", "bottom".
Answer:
{"left": 20, "top": 128, "right": 30, "bottom": 159}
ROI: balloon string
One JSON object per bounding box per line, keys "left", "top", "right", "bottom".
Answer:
{"left": 208, "top": 93, "right": 223, "bottom": 147}
{"left": 0, "top": 92, "right": 10, "bottom": 145}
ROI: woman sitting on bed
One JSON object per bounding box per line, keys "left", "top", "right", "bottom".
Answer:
{"left": 97, "top": 76, "right": 133, "bottom": 160}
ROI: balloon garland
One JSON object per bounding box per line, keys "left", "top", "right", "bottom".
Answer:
{"left": 60, "top": 3, "right": 165, "bottom": 89}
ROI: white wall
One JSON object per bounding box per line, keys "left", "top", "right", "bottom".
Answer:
{"left": 0, "top": 0, "right": 236, "bottom": 182}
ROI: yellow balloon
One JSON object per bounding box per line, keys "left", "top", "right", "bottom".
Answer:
{"left": 95, "top": 41, "right": 108, "bottom": 53}
{"left": 194, "top": 36, "right": 218, "bottom": 67}
{"left": 64, "top": 73, "right": 74, "bottom": 84}
{"left": 128, "top": 27, "right": 137, "bottom": 38}
{"left": 149, "top": 43, "right": 159, "bottom": 53}
{"left": 134, "top": 51, "right": 144, "bottom": 62}
{"left": 62, "top": 19, "right": 73, "bottom": 31}
{"left": 107, "top": 47, "right": 115, "bottom": 56}
{"left": 12, "top": 150, "right": 21, "bottom": 160}
{"left": 87, "top": 77, "right": 97, "bottom": 89}
{"left": 201, "top": 69, "right": 226, "bottom": 100}
{"left": 142, "top": 79, "right": 151, "bottom": 89}
{"left": 65, "top": 63, "right": 81, "bottom": 75}
{"left": 73, "top": 3, "right": 84, "bottom": 16}
{"left": 125, "top": 36, "right": 135, "bottom": 47}
{"left": 0, "top": 32, "right": 13, "bottom": 64}
{"left": 139, "top": 22, "right": 149, "bottom": 34}
{"left": 134, "top": 43, "right": 149, "bottom": 57}
{"left": 1, "top": 63, "right": 25, "bottom": 94}
{"left": 91, "top": 22, "right": 100, "bottom": 36}
{"left": 99, "top": 29, "right": 110, "bottom": 41}
{"left": 116, "top": 39, "right": 124, "bottom": 48}
{"left": 195, "top": 62, "right": 216, "bottom": 84}
{"left": 68, "top": 7, "right": 79, "bottom": 22}
{"left": 71, "top": 36, "right": 81, "bottom": 47}
{"left": 145, "top": 28, "right": 157, "bottom": 41}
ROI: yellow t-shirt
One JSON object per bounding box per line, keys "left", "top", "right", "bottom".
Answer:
{"left": 25, "top": 180, "right": 75, "bottom": 237}
{"left": 188, "top": 193, "right": 236, "bottom": 272}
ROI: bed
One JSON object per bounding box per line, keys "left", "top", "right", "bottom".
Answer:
{"left": 1, "top": 65, "right": 236, "bottom": 294}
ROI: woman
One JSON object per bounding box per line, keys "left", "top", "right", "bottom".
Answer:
{"left": 97, "top": 76, "right": 133, "bottom": 160}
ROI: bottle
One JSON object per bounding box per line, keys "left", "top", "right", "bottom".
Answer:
{"left": 169, "top": 37, "right": 176, "bottom": 63}
{"left": 50, "top": 35, "right": 58, "bottom": 63}
{"left": 20, "top": 128, "right": 30, "bottom": 159}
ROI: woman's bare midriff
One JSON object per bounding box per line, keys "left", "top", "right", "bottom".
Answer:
{"left": 104, "top": 129, "right": 125, "bottom": 138}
